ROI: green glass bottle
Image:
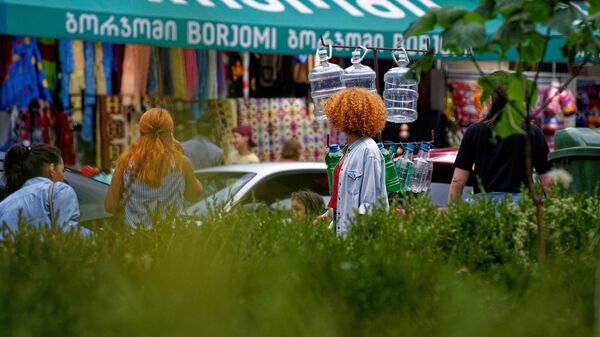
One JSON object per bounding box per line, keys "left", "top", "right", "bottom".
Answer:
{"left": 325, "top": 144, "right": 343, "bottom": 195}
{"left": 378, "top": 143, "right": 401, "bottom": 194}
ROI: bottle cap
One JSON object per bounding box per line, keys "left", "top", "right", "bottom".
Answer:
{"left": 377, "top": 142, "right": 383, "bottom": 149}
{"left": 329, "top": 144, "right": 340, "bottom": 151}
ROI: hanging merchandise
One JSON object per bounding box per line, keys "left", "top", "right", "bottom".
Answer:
{"left": 82, "top": 41, "right": 96, "bottom": 144}
{"left": 207, "top": 50, "right": 218, "bottom": 99}
{"left": 121, "top": 44, "right": 151, "bottom": 110}
{"left": 242, "top": 52, "right": 250, "bottom": 100}
{"left": 577, "top": 84, "right": 600, "bottom": 128}
{"left": 383, "top": 47, "right": 419, "bottom": 123}
{"left": 226, "top": 52, "right": 244, "bottom": 98}
{"left": 292, "top": 54, "right": 310, "bottom": 85}
{"left": 0, "top": 35, "right": 11, "bottom": 83}
{"left": 449, "top": 80, "right": 483, "bottom": 126}
{"left": 37, "top": 38, "right": 58, "bottom": 91}
{"left": 343, "top": 47, "right": 376, "bottom": 94}
{"left": 308, "top": 45, "right": 345, "bottom": 120}
{"left": 98, "top": 95, "right": 129, "bottom": 170}
{"left": 94, "top": 42, "right": 113, "bottom": 95}
{"left": 217, "top": 51, "right": 228, "bottom": 99}
{"left": 69, "top": 40, "right": 85, "bottom": 123}
{"left": 0, "top": 36, "right": 52, "bottom": 110}
{"left": 184, "top": 48, "right": 199, "bottom": 101}
{"left": 169, "top": 48, "right": 186, "bottom": 99}
{"left": 146, "top": 47, "right": 160, "bottom": 96}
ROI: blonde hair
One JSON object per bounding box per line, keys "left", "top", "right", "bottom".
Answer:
{"left": 116, "top": 108, "right": 185, "bottom": 187}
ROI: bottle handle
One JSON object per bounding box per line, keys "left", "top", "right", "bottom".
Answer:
{"left": 392, "top": 47, "right": 410, "bottom": 67}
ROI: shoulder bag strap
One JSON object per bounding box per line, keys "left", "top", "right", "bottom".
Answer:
{"left": 48, "top": 182, "right": 56, "bottom": 227}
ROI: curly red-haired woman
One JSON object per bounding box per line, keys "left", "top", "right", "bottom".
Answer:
{"left": 104, "top": 108, "right": 203, "bottom": 227}
{"left": 319, "top": 87, "right": 389, "bottom": 236}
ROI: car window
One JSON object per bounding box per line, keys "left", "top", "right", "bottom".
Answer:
{"left": 243, "top": 171, "right": 329, "bottom": 205}
{"left": 187, "top": 172, "right": 256, "bottom": 216}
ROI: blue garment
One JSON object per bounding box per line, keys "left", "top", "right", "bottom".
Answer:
{"left": 0, "top": 177, "right": 83, "bottom": 238}
{"left": 0, "top": 36, "right": 52, "bottom": 110}
{"left": 102, "top": 43, "right": 113, "bottom": 95}
{"left": 182, "top": 136, "right": 224, "bottom": 169}
{"left": 335, "top": 137, "right": 389, "bottom": 237}
{"left": 81, "top": 41, "right": 96, "bottom": 144}
{"left": 59, "top": 39, "right": 74, "bottom": 112}
{"left": 123, "top": 163, "right": 186, "bottom": 228}
{"left": 192, "top": 49, "right": 209, "bottom": 119}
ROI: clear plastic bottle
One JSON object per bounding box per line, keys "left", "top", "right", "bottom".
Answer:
{"left": 421, "top": 144, "right": 434, "bottom": 194}
{"left": 325, "top": 144, "right": 343, "bottom": 195}
{"left": 383, "top": 48, "right": 419, "bottom": 123}
{"left": 309, "top": 46, "right": 345, "bottom": 120}
{"left": 395, "top": 143, "right": 415, "bottom": 193}
{"left": 378, "top": 143, "right": 401, "bottom": 194}
{"left": 343, "top": 48, "right": 377, "bottom": 94}
{"left": 408, "top": 144, "right": 429, "bottom": 193}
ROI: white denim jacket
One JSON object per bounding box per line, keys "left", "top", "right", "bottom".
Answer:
{"left": 334, "top": 136, "right": 389, "bottom": 236}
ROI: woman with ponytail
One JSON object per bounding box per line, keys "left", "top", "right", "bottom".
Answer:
{"left": 104, "top": 108, "right": 203, "bottom": 227}
{"left": 0, "top": 143, "right": 82, "bottom": 236}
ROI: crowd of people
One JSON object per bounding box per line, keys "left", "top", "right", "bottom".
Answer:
{"left": 0, "top": 79, "right": 554, "bottom": 237}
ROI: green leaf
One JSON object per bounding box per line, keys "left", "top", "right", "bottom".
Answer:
{"left": 442, "top": 20, "right": 485, "bottom": 52}
{"left": 436, "top": 7, "right": 468, "bottom": 26}
{"left": 497, "top": 0, "right": 524, "bottom": 16}
{"left": 589, "top": 0, "right": 600, "bottom": 15}
{"left": 521, "top": 32, "right": 547, "bottom": 63}
{"left": 522, "top": 0, "right": 552, "bottom": 23}
{"left": 547, "top": 7, "right": 576, "bottom": 36}
{"left": 407, "top": 50, "right": 435, "bottom": 82}
{"left": 474, "top": 0, "right": 496, "bottom": 18}
{"left": 492, "top": 106, "right": 526, "bottom": 138}
{"left": 478, "top": 72, "right": 508, "bottom": 106}
{"left": 404, "top": 12, "right": 437, "bottom": 37}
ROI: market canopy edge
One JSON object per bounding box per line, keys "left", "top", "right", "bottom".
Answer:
{"left": 0, "top": 0, "right": 571, "bottom": 60}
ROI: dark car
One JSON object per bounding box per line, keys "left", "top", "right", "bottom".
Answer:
{"left": 0, "top": 152, "right": 112, "bottom": 224}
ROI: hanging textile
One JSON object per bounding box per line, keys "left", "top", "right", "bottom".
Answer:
{"left": 0, "top": 36, "right": 52, "bottom": 110}
{"left": 449, "top": 80, "right": 483, "bottom": 126}
{"left": 69, "top": 40, "right": 85, "bottom": 123}
{"left": 0, "top": 35, "right": 12, "bottom": 83}
{"left": 28, "top": 99, "right": 52, "bottom": 144}
{"left": 146, "top": 47, "right": 160, "bottom": 96}
{"left": 226, "top": 52, "right": 243, "bottom": 98}
{"left": 82, "top": 41, "right": 96, "bottom": 144}
{"left": 217, "top": 51, "right": 228, "bottom": 99}
{"left": 94, "top": 42, "right": 113, "bottom": 95}
{"left": 242, "top": 52, "right": 250, "bottom": 100}
{"left": 169, "top": 48, "right": 186, "bottom": 99}
{"left": 534, "top": 83, "right": 577, "bottom": 142}
{"left": 98, "top": 95, "right": 129, "bottom": 169}
{"left": 207, "top": 50, "right": 218, "bottom": 99}
{"left": 184, "top": 48, "right": 199, "bottom": 101}
{"left": 54, "top": 109, "right": 76, "bottom": 166}
{"left": 111, "top": 44, "right": 125, "bottom": 94}
{"left": 237, "top": 98, "right": 328, "bottom": 162}
{"left": 577, "top": 85, "right": 600, "bottom": 128}
{"left": 121, "top": 44, "right": 151, "bottom": 110}
{"left": 59, "top": 39, "right": 73, "bottom": 112}
{"left": 196, "top": 49, "right": 209, "bottom": 101}
{"left": 37, "top": 38, "right": 58, "bottom": 91}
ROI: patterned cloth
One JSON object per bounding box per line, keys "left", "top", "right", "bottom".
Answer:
{"left": 237, "top": 98, "right": 329, "bottom": 162}
{"left": 98, "top": 95, "right": 129, "bottom": 170}
{"left": 450, "top": 80, "right": 483, "bottom": 126}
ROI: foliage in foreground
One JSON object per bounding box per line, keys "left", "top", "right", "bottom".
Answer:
{"left": 1, "top": 190, "right": 600, "bottom": 337}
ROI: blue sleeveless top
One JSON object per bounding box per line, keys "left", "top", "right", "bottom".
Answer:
{"left": 122, "top": 161, "right": 185, "bottom": 228}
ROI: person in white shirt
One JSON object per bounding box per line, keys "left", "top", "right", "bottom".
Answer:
{"left": 228, "top": 125, "right": 260, "bottom": 164}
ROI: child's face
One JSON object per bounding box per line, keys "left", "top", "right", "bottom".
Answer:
{"left": 291, "top": 197, "right": 306, "bottom": 220}
{"left": 232, "top": 132, "right": 248, "bottom": 150}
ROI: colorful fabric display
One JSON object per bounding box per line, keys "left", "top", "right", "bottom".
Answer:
{"left": 94, "top": 42, "right": 113, "bottom": 95}
{"left": 111, "top": 44, "right": 125, "bottom": 94}
{"left": 82, "top": 41, "right": 96, "bottom": 144}
{"left": 217, "top": 51, "right": 228, "bottom": 99}
{"left": 226, "top": 52, "right": 243, "bottom": 98}
{"left": 146, "top": 47, "right": 160, "bottom": 96}
{"left": 0, "top": 36, "right": 52, "bottom": 110}
{"left": 37, "top": 38, "right": 58, "bottom": 91}
{"left": 28, "top": 99, "right": 52, "bottom": 144}
{"left": 98, "top": 95, "right": 129, "bottom": 169}
{"left": 184, "top": 48, "right": 199, "bottom": 101}
{"left": 242, "top": 52, "right": 250, "bottom": 100}
{"left": 54, "top": 108, "right": 76, "bottom": 166}
{"left": 449, "top": 80, "right": 483, "bottom": 126}
{"left": 0, "top": 35, "right": 12, "bottom": 83}
{"left": 207, "top": 50, "right": 218, "bottom": 99}
{"left": 169, "top": 48, "right": 186, "bottom": 99}
{"left": 59, "top": 39, "right": 73, "bottom": 112}
{"left": 237, "top": 98, "right": 329, "bottom": 162}
{"left": 69, "top": 40, "right": 85, "bottom": 123}
{"left": 121, "top": 44, "right": 151, "bottom": 110}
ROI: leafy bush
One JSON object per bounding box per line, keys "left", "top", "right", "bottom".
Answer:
{"left": 1, "top": 192, "right": 599, "bottom": 336}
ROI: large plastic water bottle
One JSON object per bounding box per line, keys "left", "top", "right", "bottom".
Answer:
{"left": 395, "top": 143, "right": 415, "bottom": 193}
{"left": 343, "top": 48, "right": 377, "bottom": 94}
{"left": 421, "top": 144, "right": 434, "bottom": 194}
{"left": 325, "top": 144, "right": 343, "bottom": 194}
{"left": 378, "top": 143, "right": 401, "bottom": 194}
{"left": 309, "top": 46, "right": 345, "bottom": 120}
{"left": 408, "top": 144, "right": 429, "bottom": 193}
{"left": 383, "top": 48, "right": 419, "bottom": 123}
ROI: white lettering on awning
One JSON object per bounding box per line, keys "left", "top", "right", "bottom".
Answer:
{"left": 357, "top": 0, "right": 405, "bottom": 19}
{"left": 187, "top": 20, "right": 276, "bottom": 49}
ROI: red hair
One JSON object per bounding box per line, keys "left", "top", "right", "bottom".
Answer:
{"left": 324, "top": 87, "right": 387, "bottom": 137}
{"left": 115, "top": 108, "right": 185, "bottom": 187}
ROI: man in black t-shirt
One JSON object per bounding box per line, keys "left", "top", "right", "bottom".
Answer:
{"left": 448, "top": 78, "right": 552, "bottom": 204}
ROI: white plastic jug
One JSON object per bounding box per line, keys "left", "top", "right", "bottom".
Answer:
{"left": 383, "top": 48, "right": 419, "bottom": 123}
{"left": 309, "top": 45, "right": 345, "bottom": 120}
{"left": 343, "top": 47, "right": 377, "bottom": 94}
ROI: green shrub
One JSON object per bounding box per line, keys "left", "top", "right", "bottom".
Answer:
{"left": 0, "top": 193, "right": 599, "bottom": 336}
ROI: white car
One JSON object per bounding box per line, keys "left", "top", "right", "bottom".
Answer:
{"left": 187, "top": 162, "right": 330, "bottom": 217}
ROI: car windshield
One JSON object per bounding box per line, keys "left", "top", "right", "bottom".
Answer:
{"left": 187, "top": 171, "right": 256, "bottom": 216}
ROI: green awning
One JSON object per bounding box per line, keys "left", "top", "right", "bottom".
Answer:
{"left": 0, "top": 0, "right": 571, "bottom": 60}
